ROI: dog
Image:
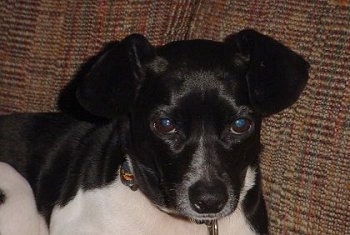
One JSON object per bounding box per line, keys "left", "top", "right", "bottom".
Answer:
{"left": 0, "top": 29, "right": 309, "bottom": 235}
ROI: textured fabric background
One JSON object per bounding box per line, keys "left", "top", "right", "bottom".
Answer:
{"left": 0, "top": 0, "right": 349, "bottom": 234}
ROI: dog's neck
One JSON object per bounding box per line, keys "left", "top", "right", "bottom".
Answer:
{"left": 119, "top": 159, "right": 219, "bottom": 235}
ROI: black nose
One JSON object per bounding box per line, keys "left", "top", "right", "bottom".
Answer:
{"left": 189, "top": 180, "right": 228, "bottom": 214}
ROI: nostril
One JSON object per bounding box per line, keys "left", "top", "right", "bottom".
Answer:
{"left": 189, "top": 180, "right": 228, "bottom": 214}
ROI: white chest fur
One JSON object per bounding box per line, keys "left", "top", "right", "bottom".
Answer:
{"left": 0, "top": 163, "right": 48, "bottom": 235}
{"left": 50, "top": 167, "right": 257, "bottom": 235}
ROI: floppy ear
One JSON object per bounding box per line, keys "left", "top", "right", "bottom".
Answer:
{"left": 76, "top": 34, "right": 156, "bottom": 118}
{"left": 225, "top": 29, "right": 310, "bottom": 116}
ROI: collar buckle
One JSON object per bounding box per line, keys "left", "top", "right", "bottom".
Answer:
{"left": 120, "top": 160, "right": 138, "bottom": 191}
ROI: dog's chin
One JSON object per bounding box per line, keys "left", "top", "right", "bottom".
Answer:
{"left": 184, "top": 208, "right": 236, "bottom": 224}
{"left": 155, "top": 204, "right": 236, "bottom": 224}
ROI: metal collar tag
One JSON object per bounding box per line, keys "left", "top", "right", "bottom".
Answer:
{"left": 207, "top": 220, "right": 219, "bottom": 235}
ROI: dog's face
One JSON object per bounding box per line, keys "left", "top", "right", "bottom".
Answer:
{"left": 128, "top": 41, "right": 263, "bottom": 221}
{"left": 77, "top": 30, "right": 309, "bottom": 221}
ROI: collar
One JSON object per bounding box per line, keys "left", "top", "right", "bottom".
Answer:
{"left": 119, "top": 160, "right": 219, "bottom": 235}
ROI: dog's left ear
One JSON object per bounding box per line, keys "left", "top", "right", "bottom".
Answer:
{"left": 225, "top": 29, "right": 310, "bottom": 116}
{"left": 76, "top": 34, "right": 156, "bottom": 118}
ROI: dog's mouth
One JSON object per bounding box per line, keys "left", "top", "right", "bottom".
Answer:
{"left": 155, "top": 199, "right": 237, "bottom": 224}
{"left": 155, "top": 206, "right": 221, "bottom": 225}
{"left": 152, "top": 178, "right": 238, "bottom": 224}
{"left": 194, "top": 219, "right": 213, "bottom": 225}
{"left": 163, "top": 184, "right": 238, "bottom": 224}
{"left": 181, "top": 206, "right": 236, "bottom": 224}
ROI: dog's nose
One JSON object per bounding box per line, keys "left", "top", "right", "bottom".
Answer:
{"left": 189, "top": 180, "right": 228, "bottom": 214}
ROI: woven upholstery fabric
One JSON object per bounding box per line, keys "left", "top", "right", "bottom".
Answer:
{"left": 0, "top": 0, "right": 349, "bottom": 234}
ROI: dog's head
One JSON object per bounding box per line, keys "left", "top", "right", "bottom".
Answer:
{"left": 76, "top": 29, "right": 309, "bottom": 221}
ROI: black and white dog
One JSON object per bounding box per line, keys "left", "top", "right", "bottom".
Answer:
{"left": 0, "top": 29, "right": 309, "bottom": 235}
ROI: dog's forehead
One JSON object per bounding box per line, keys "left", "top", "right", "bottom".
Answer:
{"left": 156, "top": 39, "right": 229, "bottom": 68}
{"left": 152, "top": 71, "right": 242, "bottom": 119}
{"left": 156, "top": 67, "right": 239, "bottom": 111}
{"left": 139, "top": 39, "right": 249, "bottom": 113}
{"left": 153, "top": 40, "right": 239, "bottom": 94}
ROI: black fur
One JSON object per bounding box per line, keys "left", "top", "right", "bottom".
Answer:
{"left": 0, "top": 29, "right": 309, "bottom": 234}
{"left": 0, "top": 189, "right": 5, "bottom": 205}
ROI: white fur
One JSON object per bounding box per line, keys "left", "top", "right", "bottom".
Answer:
{"left": 0, "top": 162, "right": 48, "bottom": 235}
{"left": 50, "top": 167, "right": 257, "bottom": 235}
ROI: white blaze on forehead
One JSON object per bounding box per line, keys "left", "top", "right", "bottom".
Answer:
{"left": 180, "top": 133, "right": 219, "bottom": 184}
{"left": 189, "top": 135, "right": 207, "bottom": 180}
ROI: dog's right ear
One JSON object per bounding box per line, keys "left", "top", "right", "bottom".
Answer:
{"left": 76, "top": 34, "right": 156, "bottom": 118}
{"left": 225, "top": 29, "right": 310, "bottom": 116}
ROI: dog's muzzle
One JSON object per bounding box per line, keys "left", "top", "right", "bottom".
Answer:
{"left": 120, "top": 160, "right": 221, "bottom": 234}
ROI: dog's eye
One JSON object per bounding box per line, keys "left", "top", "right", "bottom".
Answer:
{"left": 153, "top": 118, "right": 176, "bottom": 134}
{"left": 230, "top": 118, "right": 252, "bottom": 134}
